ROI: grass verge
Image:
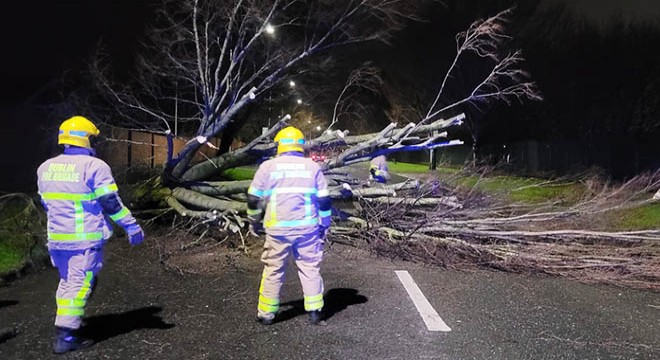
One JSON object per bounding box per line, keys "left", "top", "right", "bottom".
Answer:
{"left": 0, "top": 194, "right": 46, "bottom": 276}
{"left": 607, "top": 202, "right": 660, "bottom": 231}
{"left": 0, "top": 239, "right": 26, "bottom": 274}
{"left": 221, "top": 167, "right": 257, "bottom": 181}
{"left": 455, "top": 175, "right": 585, "bottom": 204}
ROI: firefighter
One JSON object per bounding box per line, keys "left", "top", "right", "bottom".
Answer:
{"left": 369, "top": 154, "right": 391, "bottom": 184}
{"left": 37, "top": 116, "right": 144, "bottom": 354}
{"left": 247, "top": 126, "right": 332, "bottom": 325}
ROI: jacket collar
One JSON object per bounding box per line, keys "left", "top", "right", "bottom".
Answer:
{"left": 63, "top": 146, "right": 96, "bottom": 157}
{"left": 278, "top": 151, "right": 304, "bottom": 157}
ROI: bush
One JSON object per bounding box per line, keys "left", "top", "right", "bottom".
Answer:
{"left": 0, "top": 194, "right": 49, "bottom": 283}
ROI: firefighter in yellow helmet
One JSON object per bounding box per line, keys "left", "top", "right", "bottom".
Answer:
{"left": 369, "top": 155, "right": 391, "bottom": 184}
{"left": 247, "top": 126, "right": 332, "bottom": 325}
{"left": 37, "top": 116, "right": 144, "bottom": 353}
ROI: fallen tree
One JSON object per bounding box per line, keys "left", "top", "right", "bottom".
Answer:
{"left": 76, "top": 3, "right": 660, "bottom": 290}
{"left": 330, "top": 170, "right": 660, "bottom": 291}
{"left": 89, "top": 4, "right": 539, "bottom": 222}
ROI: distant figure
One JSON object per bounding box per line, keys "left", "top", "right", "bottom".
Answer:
{"left": 247, "top": 126, "right": 332, "bottom": 326}
{"left": 37, "top": 116, "right": 144, "bottom": 354}
{"left": 369, "top": 155, "right": 391, "bottom": 184}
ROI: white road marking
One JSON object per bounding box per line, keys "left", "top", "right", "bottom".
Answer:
{"left": 395, "top": 270, "right": 451, "bottom": 332}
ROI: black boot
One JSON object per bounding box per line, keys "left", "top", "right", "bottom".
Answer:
{"left": 53, "top": 326, "right": 93, "bottom": 354}
{"left": 308, "top": 310, "right": 326, "bottom": 325}
{"left": 256, "top": 315, "right": 275, "bottom": 325}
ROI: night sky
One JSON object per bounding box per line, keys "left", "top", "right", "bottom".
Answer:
{"left": 0, "top": 1, "right": 150, "bottom": 104}
{"left": 2, "top": 0, "right": 659, "bottom": 105}
{"left": 0, "top": 1, "right": 151, "bottom": 191}
{"left": 557, "top": 0, "right": 660, "bottom": 23}
{"left": 1, "top": 0, "right": 660, "bottom": 191}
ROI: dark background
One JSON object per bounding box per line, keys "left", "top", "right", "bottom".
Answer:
{"left": 2, "top": 0, "right": 660, "bottom": 191}
{"left": 0, "top": 1, "right": 151, "bottom": 191}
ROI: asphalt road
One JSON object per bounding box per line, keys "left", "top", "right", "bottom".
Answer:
{"left": 0, "top": 239, "right": 658, "bottom": 360}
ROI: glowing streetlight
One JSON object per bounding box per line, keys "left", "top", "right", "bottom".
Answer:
{"left": 265, "top": 23, "right": 275, "bottom": 35}
{"left": 296, "top": 99, "right": 303, "bottom": 105}
{"left": 289, "top": 80, "right": 296, "bottom": 88}
{"left": 316, "top": 126, "right": 322, "bottom": 131}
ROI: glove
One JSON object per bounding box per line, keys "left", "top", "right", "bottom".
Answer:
{"left": 249, "top": 222, "right": 265, "bottom": 237}
{"left": 126, "top": 223, "right": 144, "bottom": 246}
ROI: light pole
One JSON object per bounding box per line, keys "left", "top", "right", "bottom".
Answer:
{"left": 265, "top": 23, "right": 276, "bottom": 128}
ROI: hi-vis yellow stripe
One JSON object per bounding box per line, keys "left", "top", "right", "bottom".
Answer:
{"left": 109, "top": 207, "right": 131, "bottom": 221}
{"left": 304, "top": 293, "right": 324, "bottom": 311}
{"left": 41, "top": 184, "right": 118, "bottom": 202}
{"left": 56, "top": 271, "right": 94, "bottom": 317}
{"left": 48, "top": 232, "right": 104, "bottom": 241}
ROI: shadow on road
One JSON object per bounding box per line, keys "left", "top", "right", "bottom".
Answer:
{"left": 0, "top": 300, "right": 18, "bottom": 309}
{"left": 80, "top": 306, "right": 175, "bottom": 343}
{"left": 278, "top": 288, "right": 368, "bottom": 323}
{"left": 0, "top": 301, "right": 19, "bottom": 343}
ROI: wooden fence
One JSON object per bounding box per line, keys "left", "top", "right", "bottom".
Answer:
{"left": 96, "top": 127, "right": 242, "bottom": 170}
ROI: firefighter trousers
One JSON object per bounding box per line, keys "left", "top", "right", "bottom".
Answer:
{"left": 50, "top": 247, "right": 103, "bottom": 329}
{"left": 257, "top": 232, "right": 324, "bottom": 318}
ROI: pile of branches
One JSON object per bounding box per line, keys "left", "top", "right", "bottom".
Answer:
{"left": 329, "top": 171, "right": 660, "bottom": 291}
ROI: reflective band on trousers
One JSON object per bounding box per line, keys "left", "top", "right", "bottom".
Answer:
{"left": 56, "top": 271, "right": 93, "bottom": 317}
{"left": 258, "top": 294, "right": 279, "bottom": 313}
{"left": 304, "top": 293, "right": 324, "bottom": 311}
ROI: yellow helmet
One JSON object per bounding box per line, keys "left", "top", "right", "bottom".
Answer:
{"left": 58, "top": 116, "right": 100, "bottom": 149}
{"left": 274, "top": 126, "right": 305, "bottom": 154}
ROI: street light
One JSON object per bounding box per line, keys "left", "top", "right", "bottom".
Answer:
{"left": 316, "top": 126, "right": 322, "bottom": 131}
{"left": 265, "top": 23, "right": 275, "bottom": 35}
{"left": 289, "top": 80, "right": 296, "bottom": 88}
{"left": 297, "top": 99, "right": 303, "bottom": 105}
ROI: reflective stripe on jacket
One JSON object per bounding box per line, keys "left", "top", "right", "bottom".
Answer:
{"left": 37, "top": 154, "right": 118, "bottom": 250}
{"left": 248, "top": 153, "right": 330, "bottom": 236}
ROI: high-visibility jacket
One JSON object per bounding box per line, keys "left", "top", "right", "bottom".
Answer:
{"left": 37, "top": 152, "right": 129, "bottom": 250}
{"left": 247, "top": 153, "right": 331, "bottom": 236}
{"left": 370, "top": 155, "right": 390, "bottom": 183}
